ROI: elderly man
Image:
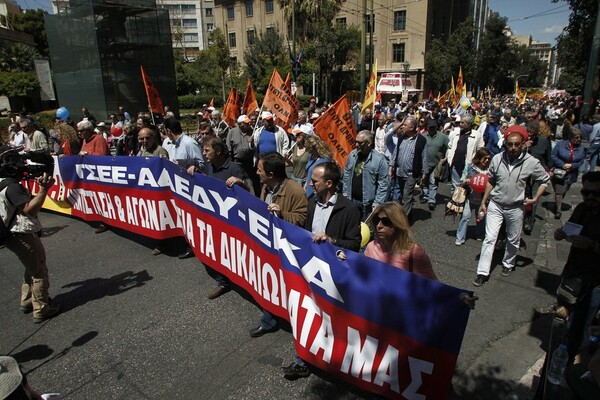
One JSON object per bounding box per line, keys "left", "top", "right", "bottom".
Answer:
{"left": 342, "top": 130, "right": 389, "bottom": 220}
{"left": 388, "top": 116, "right": 428, "bottom": 217}
{"left": 20, "top": 119, "right": 48, "bottom": 152}
{"left": 253, "top": 111, "right": 289, "bottom": 156}
{"left": 211, "top": 110, "right": 230, "bottom": 140}
{"left": 78, "top": 120, "right": 109, "bottom": 156}
{"left": 421, "top": 119, "right": 449, "bottom": 210}
{"left": 473, "top": 126, "right": 550, "bottom": 286}
{"left": 359, "top": 108, "right": 375, "bottom": 131}
{"left": 227, "top": 114, "right": 257, "bottom": 193}
{"left": 138, "top": 127, "right": 168, "bottom": 157}
{"left": 446, "top": 114, "right": 485, "bottom": 192}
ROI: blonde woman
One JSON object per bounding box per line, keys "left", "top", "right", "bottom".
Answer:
{"left": 55, "top": 122, "right": 81, "bottom": 156}
{"left": 365, "top": 202, "right": 437, "bottom": 280}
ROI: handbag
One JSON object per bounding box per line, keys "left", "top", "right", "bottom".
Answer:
{"left": 553, "top": 168, "right": 567, "bottom": 180}
{"left": 556, "top": 275, "right": 584, "bottom": 305}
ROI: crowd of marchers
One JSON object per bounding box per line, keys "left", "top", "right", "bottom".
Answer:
{"left": 1, "top": 93, "right": 600, "bottom": 397}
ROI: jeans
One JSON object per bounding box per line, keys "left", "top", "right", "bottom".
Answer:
{"left": 450, "top": 166, "right": 462, "bottom": 194}
{"left": 476, "top": 200, "right": 524, "bottom": 276}
{"left": 421, "top": 168, "right": 438, "bottom": 205}
{"left": 260, "top": 310, "right": 277, "bottom": 329}
{"left": 524, "top": 180, "right": 541, "bottom": 228}
{"left": 456, "top": 200, "right": 485, "bottom": 243}
{"left": 352, "top": 198, "right": 373, "bottom": 222}
{"left": 389, "top": 176, "right": 417, "bottom": 216}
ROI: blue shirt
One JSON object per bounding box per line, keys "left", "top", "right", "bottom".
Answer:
{"left": 257, "top": 128, "right": 277, "bottom": 155}
{"left": 169, "top": 134, "right": 203, "bottom": 169}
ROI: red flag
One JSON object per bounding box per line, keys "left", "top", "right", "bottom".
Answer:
{"left": 140, "top": 65, "right": 164, "bottom": 114}
{"left": 222, "top": 88, "right": 239, "bottom": 126}
{"left": 209, "top": 98, "right": 214, "bottom": 107}
{"left": 429, "top": 89, "right": 434, "bottom": 100}
{"left": 313, "top": 94, "right": 356, "bottom": 167}
{"left": 242, "top": 79, "right": 258, "bottom": 116}
{"left": 263, "top": 68, "right": 298, "bottom": 129}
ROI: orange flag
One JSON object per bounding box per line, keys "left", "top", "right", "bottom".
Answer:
{"left": 263, "top": 68, "right": 298, "bottom": 129}
{"left": 242, "top": 79, "right": 258, "bottom": 115}
{"left": 456, "top": 66, "right": 464, "bottom": 93}
{"left": 209, "top": 98, "right": 214, "bottom": 107}
{"left": 140, "top": 65, "right": 164, "bottom": 114}
{"left": 361, "top": 59, "right": 377, "bottom": 114}
{"left": 222, "top": 88, "right": 239, "bottom": 126}
{"left": 313, "top": 94, "right": 356, "bottom": 167}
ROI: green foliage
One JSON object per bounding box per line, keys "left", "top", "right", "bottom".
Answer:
{"left": 207, "top": 28, "right": 231, "bottom": 74}
{"left": 277, "top": 0, "right": 343, "bottom": 44}
{"left": 243, "top": 27, "right": 289, "bottom": 90}
{"left": 553, "top": 0, "right": 597, "bottom": 93}
{"left": 0, "top": 71, "right": 39, "bottom": 96}
{"left": 0, "top": 43, "right": 41, "bottom": 72}
{"left": 7, "top": 9, "right": 49, "bottom": 57}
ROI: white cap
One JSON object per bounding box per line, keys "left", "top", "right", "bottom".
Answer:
{"left": 207, "top": 106, "right": 216, "bottom": 112}
{"left": 237, "top": 114, "right": 251, "bottom": 123}
{"left": 261, "top": 111, "right": 274, "bottom": 120}
{"left": 292, "top": 124, "right": 314, "bottom": 136}
{"left": 309, "top": 113, "right": 320, "bottom": 120}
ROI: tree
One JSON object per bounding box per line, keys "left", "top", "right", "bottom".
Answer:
{"left": 243, "top": 27, "right": 288, "bottom": 90}
{"left": 474, "top": 13, "right": 514, "bottom": 93}
{"left": 277, "top": 0, "right": 343, "bottom": 44}
{"left": 206, "top": 28, "right": 233, "bottom": 100}
{"left": 7, "top": 9, "right": 48, "bottom": 57}
{"left": 0, "top": 43, "right": 41, "bottom": 72}
{"left": 0, "top": 71, "right": 39, "bottom": 96}
{"left": 552, "top": 0, "right": 598, "bottom": 93}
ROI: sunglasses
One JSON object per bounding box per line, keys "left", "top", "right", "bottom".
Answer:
{"left": 372, "top": 215, "right": 393, "bottom": 227}
{"left": 581, "top": 189, "right": 600, "bottom": 198}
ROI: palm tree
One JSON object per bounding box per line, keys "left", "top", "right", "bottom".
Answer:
{"left": 0, "top": 43, "right": 41, "bottom": 72}
{"left": 277, "top": 0, "right": 342, "bottom": 44}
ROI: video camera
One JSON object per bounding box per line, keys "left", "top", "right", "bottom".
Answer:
{"left": 0, "top": 145, "right": 54, "bottom": 180}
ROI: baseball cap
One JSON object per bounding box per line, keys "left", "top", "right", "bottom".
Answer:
{"left": 292, "top": 124, "right": 314, "bottom": 136}
{"left": 261, "top": 111, "right": 274, "bottom": 120}
{"left": 309, "top": 113, "right": 320, "bottom": 120}
{"left": 237, "top": 114, "right": 251, "bottom": 124}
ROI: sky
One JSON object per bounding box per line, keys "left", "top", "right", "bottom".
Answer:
{"left": 489, "top": 0, "right": 570, "bottom": 45}
{"left": 14, "top": 0, "right": 571, "bottom": 46}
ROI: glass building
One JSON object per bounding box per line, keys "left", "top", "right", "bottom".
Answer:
{"left": 45, "top": 0, "right": 178, "bottom": 121}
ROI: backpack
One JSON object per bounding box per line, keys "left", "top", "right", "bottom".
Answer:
{"left": 0, "top": 179, "right": 19, "bottom": 246}
{"left": 445, "top": 185, "right": 467, "bottom": 218}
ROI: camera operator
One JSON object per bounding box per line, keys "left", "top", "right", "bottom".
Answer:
{"left": 0, "top": 145, "right": 61, "bottom": 323}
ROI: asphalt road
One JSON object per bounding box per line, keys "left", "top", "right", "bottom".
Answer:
{"left": 0, "top": 180, "right": 581, "bottom": 399}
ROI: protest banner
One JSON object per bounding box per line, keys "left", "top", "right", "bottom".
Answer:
{"left": 262, "top": 68, "right": 298, "bottom": 128}
{"left": 40, "top": 156, "right": 472, "bottom": 399}
{"left": 313, "top": 94, "right": 357, "bottom": 168}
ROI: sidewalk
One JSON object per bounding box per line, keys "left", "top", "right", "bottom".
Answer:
{"left": 473, "top": 181, "right": 583, "bottom": 399}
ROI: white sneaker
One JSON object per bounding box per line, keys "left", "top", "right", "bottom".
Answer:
{"left": 455, "top": 240, "right": 464, "bottom": 246}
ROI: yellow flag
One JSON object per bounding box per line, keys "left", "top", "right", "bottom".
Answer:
{"left": 361, "top": 59, "right": 378, "bottom": 114}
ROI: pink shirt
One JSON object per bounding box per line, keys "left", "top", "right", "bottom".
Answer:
{"left": 364, "top": 241, "right": 438, "bottom": 280}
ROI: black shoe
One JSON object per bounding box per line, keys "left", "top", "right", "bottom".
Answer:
{"left": 501, "top": 267, "right": 515, "bottom": 277}
{"left": 207, "top": 285, "right": 230, "bottom": 300}
{"left": 20, "top": 304, "right": 33, "bottom": 314}
{"left": 428, "top": 203, "right": 435, "bottom": 211}
{"left": 555, "top": 211, "right": 562, "bottom": 220}
{"left": 33, "top": 303, "right": 61, "bottom": 324}
{"left": 472, "top": 274, "right": 488, "bottom": 287}
{"left": 523, "top": 224, "right": 532, "bottom": 235}
{"left": 94, "top": 224, "right": 108, "bottom": 234}
{"left": 283, "top": 363, "right": 310, "bottom": 380}
{"left": 249, "top": 325, "right": 277, "bottom": 338}
{"left": 420, "top": 198, "right": 428, "bottom": 204}
{"left": 178, "top": 248, "right": 194, "bottom": 259}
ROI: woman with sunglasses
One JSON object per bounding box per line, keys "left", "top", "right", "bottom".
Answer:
{"left": 364, "top": 202, "right": 437, "bottom": 280}
{"left": 455, "top": 147, "right": 492, "bottom": 245}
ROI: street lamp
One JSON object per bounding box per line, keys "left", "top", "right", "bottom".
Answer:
{"left": 317, "top": 42, "right": 336, "bottom": 103}
{"left": 402, "top": 61, "right": 410, "bottom": 101}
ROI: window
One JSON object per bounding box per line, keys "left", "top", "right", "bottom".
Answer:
{"left": 205, "top": 7, "right": 213, "bottom": 16}
{"left": 181, "top": 19, "right": 197, "bottom": 28}
{"left": 392, "top": 43, "right": 405, "bottom": 63}
{"left": 394, "top": 10, "right": 406, "bottom": 30}
{"left": 230, "top": 57, "right": 238, "bottom": 69}
{"left": 266, "top": 26, "right": 275, "bottom": 35}
{"left": 227, "top": 4, "right": 235, "bottom": 20}
{"left": 229, "top": 32, "right": 236, "bottom": 48}
{"left": 184, "top": 33, "right": 198, "bottom": 42}
{"left": 247, "top": 29, "right": 255, "bottom": 45}
{"left": 181, "top": 4, "right": 195, "bottom": 13}
{"left": 246, "top": 0, "right": 253, "bottom": 16}
{"left": 265, "top": 0, "right": 274, "bottom": 13}
{"left": 336, "top": 17, "right": 347, "bottom": 28}
{"left": 207, "top": 23, "right": 215, "bottom": 32}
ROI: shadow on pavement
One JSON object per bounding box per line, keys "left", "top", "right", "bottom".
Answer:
{"left": 535, "top": 269, "right": 562, "bottom": 297}
{"left": 451, "top": 364, "right": 533, "bottom": 399}
{"left": 41, "top": 225, "right": 70, "bottom": 237}
{"left": 11, "top": 344, "right": 54, "bottom": 363}
{"left": 54, "top": 270, "right": 153, "bottom": 312}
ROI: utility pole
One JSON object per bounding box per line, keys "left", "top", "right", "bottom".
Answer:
{"left": 581, "top": 0, "right": 600, "bottom": 118}
{"left": 360, "top": 0, "right": 367, "bottom": 101}
{"left": 368, "top": 0, "right": 373, "bottom": 79}
{"left": 292, "top": 0, "right": 295, "bottom": 59}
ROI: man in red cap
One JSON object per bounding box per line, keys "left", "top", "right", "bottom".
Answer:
{"left": 473, "top": 125, "right": 550, "bottom": 286}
